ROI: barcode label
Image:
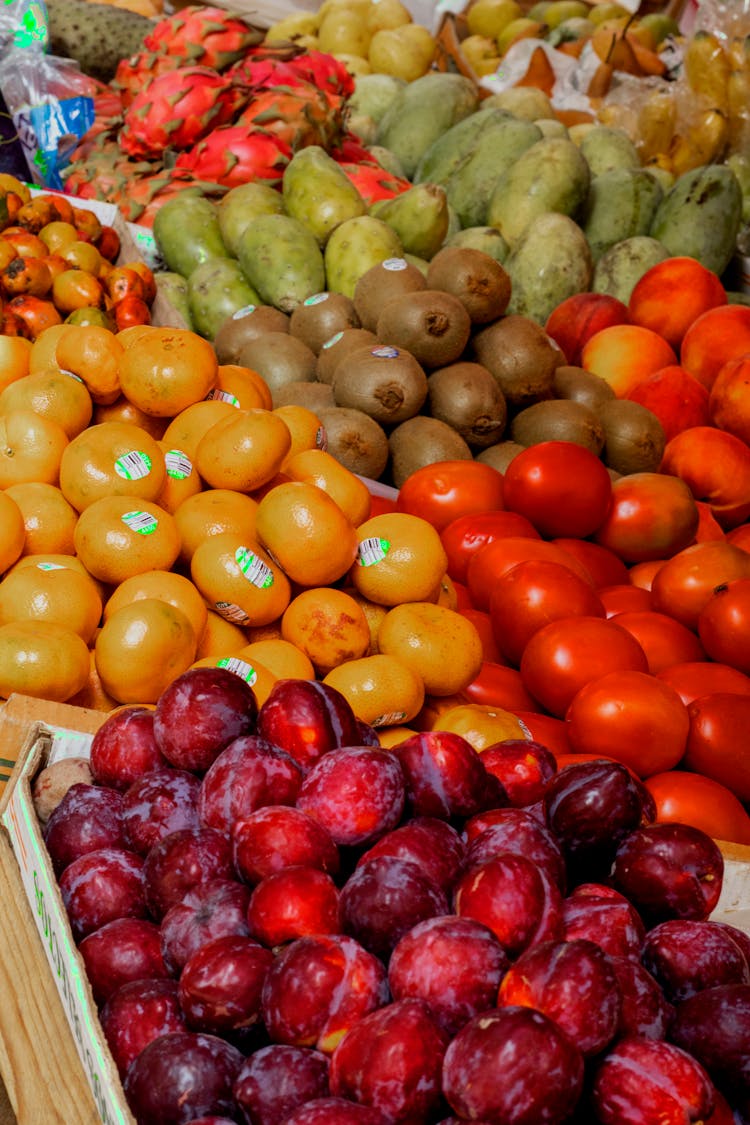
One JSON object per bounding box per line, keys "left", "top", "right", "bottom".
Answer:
{"left": 114, "top": 451, "right": 152, "bottom": 481}
{"left": 235, "top": 548, "right": 274, "bottom": 588}
{"left": 206, "top": 389, "right": 240, "bottom": 408}
{"left": 121, "top": 510, "right": 158, "bottom": 535}
{"left": 216, "top": 657, "right": 257, "bottom": 685}
{"left": 358, "top": 537, "right": 390, "bottom": 567}
{"left": 164, "top": 449, "right": 192, "bottom": 480}
{"left": 215, "top": 601, "right": 251, "bottom": 625}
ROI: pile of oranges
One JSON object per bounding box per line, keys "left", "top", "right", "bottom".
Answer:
{"left": 0, "top": 286, "right": 527, "bottom": 752}
{"left": 0, "top": 179, "right": 154, "bottom": 339}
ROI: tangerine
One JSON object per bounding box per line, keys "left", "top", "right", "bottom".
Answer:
{"left": 195, "top": 609, "right": 249, "bottom": 659}
{"left": 0, "top": 408, "right": 69, "bottom": 487}
{"left": 0, "top": 368, "right": 93, "bottom": 438}
{"left": 73, "top": 495, "right": 181, "bottom": 585}
{"left": 117, "top": 326, "right": 218, "bottom": 417}
{"left": 194, "top": 408, "right": 292, "bottom": 492}
{"left": 349, "top": 511, "right": 448, "bottom": 607}
{"left": 0, "top": 334, "right": 31, "bottom": 388}
{"left": 0, "top": 490, "right": 26, "bottom": 573}
{"left": 155, "top": 441, "right": 203, "bottom": 514}
{"left": 210, "top": 364, "right": 273, "bottom": 410}
{"left": 254, "top": 480, "right": 359, "bottom": 587}
{"left": 190, "top": 531, "right": 291, "bottom": 628}
{"left": 377, "top": 601, "right": 484, "bottom": 696}
{"left": 428, "top": 702, "right": 531, "bottom": 751}
{"left": 54, "top": 323, "right": 123, "bottom": 405}
{"left": 173, "top": 488, "right": 259, "bottom": 565}
{"left": 0, "top": 620, "right": 89, "bottom": 701}
{"left": 323, "top": 652, "right": 425, "bottom": 727}
{"left": 95, "top": 598, "right": 197, "bottom": 704}
{"left": 161, "top": 399, "right": 237, "bottom": 461}
{"left": 59, "top": 421, "right": 166, "bottom": 512}
{"left": 283, "top": 447, "right": 372, "bottom": 526}
{"left": 0, "top": 560, "right": 102, "bottom": 642}
{"left": 103, "top": 569, "right": 208, "bottom": 643}
{"left": 93, "top": 396, "right": 169, "bottom": 440}
{"left": 235, "top": 637, "right": 315, "bottom": 681}
{"left": 281, "top": 587, "right": 371, "bottom": 674}
{"left": 4, "top": 482, "right": 78, "bottom": 556}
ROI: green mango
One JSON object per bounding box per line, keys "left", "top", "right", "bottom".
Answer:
{"left": 444, "top": 225, "right": 510, "bottom": 263}
{"left": 324, "top": 215, "right": 403, "bottom": 297}
{"left": 577, "top": 124, "right": 641, "bottom": 176}
{"left": 348, "top": 73, "right": 407, "bottom": 123}
{"left": 187, "top": 258, "right": 261, "bottom": 340}
{"left": 413, "top": 105, "right": 511, "bottom": 185}
{"left": 282, "top": 145, "right": 367, "bottom": 246}
{"left": 581, "top": 168, "right": 664, "bottom": 262}
{"left": 370, "top": 182, "right": 450, "bottom": 261}
{"left": 487, "top": 135, "right": 591, "bottom": 247}
{"left": 592, "top": 235, "right": 671, "bottom": 304}
{"left": 153, "top": 194, "right": 228, "bottom": 279}
{"left": 237, "top": 213, "right": 326, "bottom": 312}
{"left": 216, "top": 182, "right": 284, "bottom": 258}
{"left": 506, "top": 212, "right": 593, "bottom": 324}
{"left": 153, "top": 271, "right": 193, "bottom": 330}
{"left": 376, "top": 72, "right": 480, "bottom": 180}
{"left": 649, "top": 163, "right": 743, "bottom": 276}
{"left": 446, "top": 116, "right": 543, "bottom": 228}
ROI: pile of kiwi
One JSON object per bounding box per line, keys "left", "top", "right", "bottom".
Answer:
{"left": 212, "top": 247, "right": 666, "bottom": 488}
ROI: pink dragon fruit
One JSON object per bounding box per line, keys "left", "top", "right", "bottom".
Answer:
{"left": 120, "top": 170, "right": 227, "bottom": 227}
{"left": 226, "top": 49, "right": 354, "bottom": 103}
{"left": 334, "top": 161, "right": 412, "bottom": 206}
{"left": 233, "top": 82, "right": 344, "bottom": 153}
{"left": 113, "top": 51, "right": 185, "bottom": 109}
{"left": 119, "top": 66, "right": 245, "bottom": 160}
{"left": 174, "top": 126, "right": 290, "bottom": 189}
{"left": 142, "top": 5, "right": 263, "bottom": 71}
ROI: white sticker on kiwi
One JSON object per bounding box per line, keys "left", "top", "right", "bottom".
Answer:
{"left": 232, "top": 305, "right": 256, "bottom": 319}
{"left": 383, "top": 258, "right": 408, "bottom": 271}
{"left": 322, "top": 330, "right": 344, "bottom": 350}
{"left": 114, "top": 451, "right": 152, "bottom": 481}
{"left": 371, "top": 346, "right": 400, "bottom": 359}
{"left": 235, "top": 547, "right": 274, "bottom": 588}
{"left": 215, "top": 601, "right": 251, "bottom": 625}
{"left": 304, "top": 293, "right": 329, "bottom": 306}
{"left": 216, "top": 657, "right": 257, "bottom": 685}
{"left": 358, "top": 537, "right": 390, "bottom": 566}
{"left": 164, "top": 449, "right": 192, "bottom": 480}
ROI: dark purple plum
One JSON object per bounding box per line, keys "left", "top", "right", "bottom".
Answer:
{"left": 178, "top": 934, "right": 274, "bottom": 1034}
{"left": 233, "top": 1043, "right": 330, "bottom": 1125}
{"left": 99, "top": 978, "right": 186, "bottom": 1079}
{"left": 78, "top": 917, "right": 167, "bottom": 1005}
{"left": 669, "top": 983, "right": 750, "bottom": 1103}
{"left": 356, "top": 816, "right": 466, "bottom": 894}
{"left": 123, "top": 1030, "right": 244, "bottom": 1124}
{"left": 59, "top": 847, "right": 146, "bottom": 940}
{"left": 143, "top": 828, "right": 233, "bottom": 921}
{"left": 611, "top": 823, "right": 724, "bottom": 924}
{"left": 255, "top": 679, "right": 361, "bottom": 772}
{"left": 641, "top": 919, "right": 750, "bottom": 1003}
{"left": 44, "top": 783, "right": 125, "bottom": 875}
{"left": 463, "top": 807, "right": 567, "bottom": 893}
{"left": 391, "top": 730, "right": 506, "bottom": 819}
{"left": 153, "top": 666, "right": 258, "bottom": 773}
{"left": 160, "top": 878, "right": 252, "bottom": 975}
{"left": 122, "top": 768, "right": 201, "bottom": 856}
{"left": 339, "top": 855, "right": 448, "bottom": 959}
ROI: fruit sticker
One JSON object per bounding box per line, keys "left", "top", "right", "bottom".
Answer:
{"left": 316, "top": 426, "right": 328, "bottom": 451}
{"left": 372, "top": 710, "right": 408, "bottom": 726}
{"left": 383, "top": 258, "right": 408, "bottom": 271}
{"left": 371, "top": 346, "right": 400, "bottom": 358}
{"left": 215, "top": 600, "right": 251, "bottom": 625}
{"left": 321, "top": 331, "right": 344, "bottom": 350}
{"left": 235, "top": 547, "right": 274, "bottom": 588}
{"left": 304, "top": 293, "right": 329, "bottom": 306}
{"left": 206, "top": 389, "right": 240, "bottom": 408}
{"left": 114, "top": 451, "right": 153, "bottom": 481}
{"left": 358, "top": 537, "right": 390, "bottom": 567}
{"left": 164, "top": 449, "right": 192, "bottom": 480}
{"left": 121, "top": 510, "right": 158, "bottom": 535}
{"left": 216, "top": 657, "right": 257, "bottom": 686}
{"left": 35, "top": 561, "right": 66, "bottom": 570}
{"left": 232, "top": 305, "right": 256, "bottom": 319}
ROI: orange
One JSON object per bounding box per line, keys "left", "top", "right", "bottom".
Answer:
{"left": 435, "top": 573, "right": 459, "bottom": 610}
{"left": 235, "top": 637, "right": 315, "bottom": 681}
{"left": 0, "top": 335, "right": 32, "bottom": 388}
{"left": 281, "top": 587, "right": 371, "bottom": 675}
{"left": 0, "top": 368, "right": 93, "bottom": 438}
{"left": 191, "top": 531, "right": 291, "bottom": 628}
{"left": 0, "top": 490, "right": 26, "bottom": 573}
{"left": 349, "top": 512, "right": 448, "bottom": 607}
{"left": 4, "top": 482, "right": 78, "bottom": 556}
{"left": 103, "top": 569, "right": 208, "bottom": 642}
{"left": 195, "top": 408, "right": 292, "bottom": 493}
{"left": 254, "top": 480, "right": 359, "bottom": 587}
{"left": 54, "top": 323, "right": 124, "bottom": 405}
{"left": 68, "top": 650, "right": 119, "bottom": 712}
{"left": 94, "top": 598, "right": 197, "bottom": 704}
{"left": 116, "top": 326, "right": 218, "bottom": 417}
{"left": 93, "top": 395, "right": 169, "bottom": 440}
{"left": 210, "top": 364, "right": 273, "bottom": 411}
{"left": 8, "top": 553, "right": 104, "bottom": 600}
{"left": 189, "top": 652, "right": 278, "bottom": 706}
{"left": 0, "top": 560, "right": 102, "bottom": 642}
{"left": 28, "top": 323, "right": 67, "bottom": 373}
{"left": 427, "top": 702, "right": 531, "bottom": 751}
{"left": 275, "top": 405, "right": 327, "bottom": 467}
{"left": 155, "top": 440, "right": 203, "bottom": 514}
{"left": 195, "top": 609, "right": 249, "bottom": 659}
{"left": 378, "top": 725, "right": 419, "bottom": 748}
{"left": 161, "top": 399, "right": 237, "bottom": 462}
{"left": 323, "top": 652, "right": 425, "bottom": 727}
{"left": 0, "top": 620, "right": 90, "bottom": 702}
{"left": 173, "top": 488, "right": 259, "bottom": 565}
{"left": 377, "top": 601, "right": 484, "bottom": 697}
{"left": 59, "top": 421, "right": 166, "bottom": 512}
{"left": 343, "top": 588, "right": 388, "bottom": 654}
{"left": 0, "top": 409, "right": 69, "bottom": 487}
{"left": 73, "top": 495, "right": 181, "bottom": 585}
{"left": 283, "top": 448, "right": 372, "bottom": 526}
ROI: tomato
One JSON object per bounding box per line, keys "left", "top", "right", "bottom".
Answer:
{"left": 693, "top": 500, "right": 726, "bottom": 543}
{"left": 367, "top": 491, "right": 398, "bottom": 517}
{"left": 727, "top": 523, "right": 750, "bottom": 552}
{"left": 461, "top": 661, "right": 542, "bottom": 713}
{"left": 650, "top": 540, "right": 750, "bottom": 630}
{"left": 599, "top": 584, "right": 653, "bottom": 617}
{"left": 514, "top": 711, "right": 571, "bottom": 758}
{"left": 628, "top": 559, "right": 666, "bottom": 591}
{"left": 396, "top": 460, "right": 505, "bottom": 532}
{"left": 441, "top": 510, "right": 539, "bottom": 585}
{"left": 683, "top": 692, "right": 750, "bottom": 802}
{"left": 697, "top": 577, "right": 750, "bottom": 674}
{"left": 644, "top": 770, "right": 750, "bottom": 846}
{"left": 458, "top": 608, "right": 505, "bottom": 664}
{"left": 656, "top": 660, "right": 750, "bottom": 706}
{"left": 488, "top": 559, "right": 605, "bottom": 667}
{"left": 467, "top": 536, "right": 594, "bottom": 612}
{"left": 501, "top": 441, "right": 613, "bottom": 539}
{"left": 565, "top": 669, "right": 690, "bottom": 778}
{"left": 519, "top": 615, "right": 649, "bottom": 718}
{"left": 551, "top": 538, "right": 629, "bottom": 589}
{"left": 609, "top": 610, "right": 706, "bottom": 675}
{"left": 593, "top": 472, "right": 699, "bottom": 563}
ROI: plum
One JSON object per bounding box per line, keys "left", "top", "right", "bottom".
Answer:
{"left": 122, "top": 768, "right": 201, "bottom": 856}
{"left": 153, "top": 666, "right": 258, "bottom": 773}
{"left": 198, "top": 736, "right": 303, "bottom": 835}
{"left": 391, "top": 730, "right": 506, "bottom": 819}
{"left": 160, "top": 878, "right": 252, "bottom": 975}
{"left": 247, "top": 865, "right": 342, "bottom": 946}
{"left": 44, "top": 783, "right": 125, "bottom": 875}
{"left": 78, "top": 917, "right": 167, "bottom": 1005}
{"left": 143, "top": 828, "right": 233, "bottom": 920}
{"left": 231, "top": 805, "right": 340, "bottom": 886}
{"left": 463, "top": 807, "right": 567, "bottom": 893}
{"left": 356, "top": 816, "right": 466, "bottom": 894}
{"left": 296, "top": 746, "right": 405, "bottom": 849}
{"left": 561, "top": 882, "right": 646, "bottom": 961}
{"left": 282, "top": 1098, "right": 389, "bottom": 1124}
{"left": 123, "top": 1031, "right": 244, "bottom": 1125}
{"left": 256, "top": 679, "right": 361, "bottom": 772}
{"left": 232, "top": 1043, "right": 330, "bottom": 1125}
{"left": 669, "top": 983, "right": 750, "bottom": 1104}
{"left": 641, "top": 919, "right": 750, "bottom": 1003}
{"left": 611, "top": 822, "right": 724, "bottom": 924}
{"left": 591, "top": 1035, "right": 715, "bottom": 1125}
{"left": 99, "top": 978, "right": 186, "bottom": 1079}
{"left": 59, "top": 847, "right": 146, "bottom": 940}
{"left": 89, "top": 705, "right": 167, "bottom": 790}
{"left": 339, "top": 855, "right": 448, "bottom": 959}
{"left": 454, "top": 852, "right": 563, "bottom": 958}
{"left": 609, "top": 955, "right": 675, "bottom": 1040}
{"left": 479, "top": 738, "right": 558, "bottom": 807}
{"left": 178, "top": 934, "right": 274, "bottom": 1034}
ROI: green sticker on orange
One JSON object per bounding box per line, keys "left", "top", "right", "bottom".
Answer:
{"left": 235, "top": 547, "right": 274, "bottom": 588}
{"left": 114, "top": 451, "right": 152, "bottom": 481}
{"left": 164, "top": 449, "right": 192, "bottom": 480}
{"left": 122, "top": 510, "right": 158, "bottom": 535}
{"left": 357, "top": 537, "right": 390, "bottom": 567}
{"left": 216, "top": 657, "right": 257, "bottom": 685}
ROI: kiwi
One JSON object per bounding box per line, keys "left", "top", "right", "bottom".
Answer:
{"left": 510, "top": 399, "right": 606, "bottom": 456}
{"left": 476, "top": 441, "right": 527, "bottom": 473}
{"left": 272, "top": 381, "right": 336, "bottom": 412}
{"left": 353, "top": 258, "right": 427, "bottom": 332}
{"left": 330, "top": 343, "right": 428, "bottom": 425}
{"left": 237, "top": 332, "right": 317, "bottom": 406}
{"left": 426, "top": 246, "right": 512, "bottom": 325}
{"left": 316, "top": 328, "right": 379, "bottom": 384}
{"left": 472, "top": 314, "right": 562, "bottom": 408}
{"left": 376, "top": 289, "right": 472, "bottom": 369}
{"left": 598, "top": 399, "right": 666, "bottom": 475}
{"left": 317, "top": 406, "right": 390, "bottom": 481}
{"left": 388, "top": 416, "right": 472, "bottom": 489}
{"left": 427, "top": 362, "right": 507, "bottom": 449}
{"left": 553, "top": 365, "right": 616, "bottom": 413}
{"left": 289, "top": 292, "right": 361, "bottom": 355}
{"left": 212, "top": 304, "right": 290, "bottom": 364}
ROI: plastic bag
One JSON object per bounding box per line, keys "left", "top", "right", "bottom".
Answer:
{"left": 0, "top": 0, "right": 96, "bottom": 189}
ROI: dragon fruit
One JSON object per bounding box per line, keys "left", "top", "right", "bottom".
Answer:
{"left": 118, "top": 170, "right": 227, "bottom": 227}
{"left": 227, "top": 49, "right": 355, "bottom": 103}
{"left": 174, "top": 127, "right": 290, "bottom": 189}
{"left": 334, "top": 161, "right": 412, "bottom": 206}
{"left": 142, "top": 5, "right": 263, "bottom": 71}
{"left": 233, "top": 82, "right": 344, "bottom": 153}
{"left": 113, "top": 51, "right": 185, "bottom": 109}
{"left": 119, "top": 66, "right": 245, "bottom": 159}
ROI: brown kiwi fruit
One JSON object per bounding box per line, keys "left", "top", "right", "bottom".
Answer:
{"left": 316, "top": 328, "right": 379, "bottom": 384}
{"left": 376, "top": 290, "right": 472, "bottom": 369}
{"left": 213, "top": 304, "right": 290, "bottom": 364}
{"left": 388, "top": 416, "right": 473, "bottom": 489}
{"left": 598, "top": 399, "right": 666, "bottom": 475}
{"left": 476, "top": 440, "right": 527, "bottom": 473}
{"left": 317, "top": 406, "right": 390, "bottom": 481}
{"left": 427, "top": 361, "right": 507, "bottom": 449}
{"left": 553, "top": 365, "right": 616, "bottom": 413}
{"left": 289, "top": 292, "right": 361, "bottom": 355}
{"left": 237, "top": 332, "right": 317, "bottom": 405}
{"left": 510, "top": 399, "right": 606, "bottom": 456}
{"left": 425, "top": 246, "right": 512, "bottom": 325}
{"left": 272, "top": 381, "right": 336, "bottom": 412}
{"left": 330, "top": 343, "right": 428, "bottom": 426}
{"left": 353, "top": 257, "right": 427, "bottom": 333}
{"left": 472, "top": 315, "right": 562, "bottom": 409}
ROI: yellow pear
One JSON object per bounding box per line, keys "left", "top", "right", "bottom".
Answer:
{"left": 466, "top": 0, "right": 522, "bottom": 39}
{"left": 368, "top": 25, "right": 434, "bottom": 79}
{"left": 264, "top": 11, "right": 320, "bottom": 40}
{"left": 496, "top": 16, "right": 546, "bottom": 55}
{"left": 318, "top": 9, "right": 373, "bottom": 56}
{"left": 461, "top": 33, "right": 501, "bottom": 72}
{"left": 543, "top": 0, "right": 589, "bottom": 27}
{"left": 334, "top": 52, "right": 373, "bottom": 76}
{"left": 366, "top": 0, "right": 412, "bottom": 34}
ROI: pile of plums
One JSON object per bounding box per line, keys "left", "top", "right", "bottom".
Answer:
{"left": 39, "top": 666, "right": 750, "bottom": 1125}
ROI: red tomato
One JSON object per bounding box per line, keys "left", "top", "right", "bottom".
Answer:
{"left": 488, "top": 559, "right": 605, "bottom": 667}
{"left": 367, "top": 491, "right": 398, "bottom": 517}
{"left": 599, "top": 584, "right": 653, "bottom": 617}
{"left": 656, "top": 660, "right": 750, "bottom": 706}
{"left": 650, "top": 540, "right": 750, "bottom": 630}
{"left": 693, "top": 500, "right": 726, "bottom": 542}
{"left": 628, "top": 559, "right": 667, "bottom": 591}
{"left": 565, "top": 669, "right": 690, "bottom": 778}
{"left": 644, "top": 770, "right": 750, "bottom": 846}
{"left": 684, "top": 692, "right": 750, "bottom": 802}
{"left": 462, "top": 661, "right": 542, "bottom": 713}
{"left": 727, "top": 523, "right": 750, "bottom": 552}
{"left": 441, "top": 510, "right": 539, "bottom": 585}
{"left": 551, "top": 538, "right": 630, "bottom": 589}
{"left": 515, "top": 711, "right": 571, "bottom": 758}
{"left": 467, "top": 536, "right": 594, "bottom": 612}
{"left": 458, "top": 608, "right": 506, "bottom": 664}
{"left": 519, "top": 615, "right": 649, "bottom": 718}
{"left": 593, "top": 472, "right": 699, "bottom": 563}
{"left": 501, "top": 441, "right": 613, "bottom": 539}
{"left": 609, "top": 610, "right": 706, "bottom": 675}
{"left": 396, "top": 460, "right": 505, "bottom": 532}
{"left": 697, "top": 577, "right": 750, "bottom": 674}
